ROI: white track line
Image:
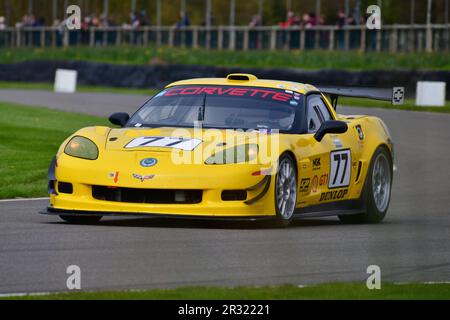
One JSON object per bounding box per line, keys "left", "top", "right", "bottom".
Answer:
{"left": 0, "top": 197, "right": 49, "bottom": 203}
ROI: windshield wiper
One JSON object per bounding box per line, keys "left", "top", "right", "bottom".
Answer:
{"left": 197, "top": 94, "right": 206, "bottom": 122}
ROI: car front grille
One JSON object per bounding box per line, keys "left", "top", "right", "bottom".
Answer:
{"left": 92, "top": 186, "right": 202, "bottom": 204}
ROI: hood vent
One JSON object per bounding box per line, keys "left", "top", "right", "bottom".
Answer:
{"left": 226, "top": 73, "right": 258, "bottom": 81}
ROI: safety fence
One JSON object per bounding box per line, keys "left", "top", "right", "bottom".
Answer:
{"left": 0, "top": 25, "right": 449, "bottom": 52}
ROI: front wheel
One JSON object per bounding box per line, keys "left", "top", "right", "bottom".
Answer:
{"left": 59, "top": 215, "right": 103, "bottom": 224}
{"left": 339, "top": 146, "right": 393, "bottom": 224}
{"left": 274, "top": 154, "right": 298, "bottom": 227}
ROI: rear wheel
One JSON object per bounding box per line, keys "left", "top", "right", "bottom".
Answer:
{"left": 339, "top": 146, "right": 393, "bottom": 224}
{"left": 274, "top": 154, "right": 298, "bottom": 227}
{"left": 59, "top": 215, "right": 103, "bottom": 224}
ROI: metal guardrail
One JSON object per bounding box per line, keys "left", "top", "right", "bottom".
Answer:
{"left": 0, "top": 25, "right": 449, "bottom": 52}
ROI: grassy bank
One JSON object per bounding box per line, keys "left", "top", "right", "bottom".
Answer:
{"left": 0, "top": 81, "right": 155, "bottom": 96}
{"left": 0, "top": 102, "right": 108, "bottom": 199}
{"left": 4, "top": 283, "right": 450, "bottom": 300}
{"left": 0, "top": 47, "right": 449, "bottom": 70}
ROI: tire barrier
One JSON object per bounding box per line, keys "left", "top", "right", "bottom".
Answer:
{"left": 0, "top": 60, "right": 448, "bottom": 98}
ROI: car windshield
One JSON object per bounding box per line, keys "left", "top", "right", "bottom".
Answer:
{"left": 128, "top": 85, "right": 303, "bottom": 131}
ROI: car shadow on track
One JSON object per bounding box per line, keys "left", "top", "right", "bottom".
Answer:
{"left": 53, "top": 217, "right": 343, "bottom": 230}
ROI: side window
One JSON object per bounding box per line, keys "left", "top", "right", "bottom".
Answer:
{"left": 306, "top": 95, "right": 333, "bottom": 133}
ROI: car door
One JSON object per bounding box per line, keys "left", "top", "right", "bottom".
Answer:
{"left": 297, "top": 93, "right": 355, "bottom": 207}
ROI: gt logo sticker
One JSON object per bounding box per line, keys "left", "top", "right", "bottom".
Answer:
{"left": 125, "top": 137, "right": 202, "bottom": 151}
{"left": 299, "top": 178, "right": 311, "bottom": 193}
{"left": 329, "top": 150, "right": 351, "bottom": 189}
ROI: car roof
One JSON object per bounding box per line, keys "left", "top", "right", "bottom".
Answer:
{"left": 165, "top": 73, "right": 319, "bottom": 95}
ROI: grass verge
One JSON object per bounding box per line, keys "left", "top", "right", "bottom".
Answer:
{"left": 0, "top": 81, "right": 156, "bottom": 96}
{"left": 3, "top": 283, "right": 450, "bottom": 300}
{"left": 0, "top": 47, "right": 449, "bottom": 70}
{"left": 0, "top": 102, "right": 108, "bottom": 199}
{"left": 339, "top": 97, "right": 450, "bottom": 113}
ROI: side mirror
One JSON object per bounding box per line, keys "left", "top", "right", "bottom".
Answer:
{"left": 314, "top": 120, "right": 348, "bottom": 142}
{"left": 109, "top": 112, "right": 130, "bottom": 127}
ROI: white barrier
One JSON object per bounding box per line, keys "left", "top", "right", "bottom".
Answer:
{"left": 416, "top": 81, "right": 446, "bottom": 107}
{"left": 54, "top": 69, "right": 78, "bottom": 93}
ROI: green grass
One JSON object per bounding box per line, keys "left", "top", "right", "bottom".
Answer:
{"left": 0, "top": 81, "right": 156, "bottom": 96}
{"left": 0, "top": 47, "right": 449, "bottom": 70}
{"left": 0, "top": 102, "right": 109, "bottom": 199}
{"left": 4, "top": 283, "right": 450, "bottom": 300}
{"left": 339, "top": 97, "right": 450, "bottom": 113}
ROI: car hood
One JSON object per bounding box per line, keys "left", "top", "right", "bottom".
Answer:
{"left": 104, "top": 127, "right": 271, "bottom": 153}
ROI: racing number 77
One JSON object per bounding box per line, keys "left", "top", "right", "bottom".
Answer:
{"left": 329, "top": 150, "right": 352, "bottom": 189}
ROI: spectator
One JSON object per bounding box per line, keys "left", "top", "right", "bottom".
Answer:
{"left": 301, "top": 13, "right": 315, "bottom": 28}
{"left": 279, "top": 11, "right": 300, "bottom": 28}
{"left": 249, "top": 14, "right": 262, "bottom": 28}
{"left": 336, "top": 9, "right": 347, "bottom": 28}
{"left": 0, "top": 16, "right": 6, "bottom": 29}
{"left": 176, "top": 11, "right": 190, "bottom": 28}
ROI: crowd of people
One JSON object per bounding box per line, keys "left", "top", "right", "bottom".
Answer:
{"left": 276, "top": 10, "right": 364, "bottom": 29}
{"left": 0, "top": 9, "right": 364, "bottom": 29}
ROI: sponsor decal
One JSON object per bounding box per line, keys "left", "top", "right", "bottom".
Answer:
{"left": 333, "top": 139, "right": 343, "bottom": 149}
{"left": 319, "top": 189, "right": 349, "bottom": 202}
{"left": 355, "top": 125, "right": 365, "bottom": 141}
{"left": 312, "top": 158, "right": 321, "bottom": 171}
{"left": 125, "top": 136, "right": 202, "bottom": 151}
{"left": 108, "top": 171, "right": 119, "bottom": 183}
{"left": 319, "top": 174, "right": 328, "bottom": 186}
{"left": 299, "top": 178, "right": 311, "bottom": 193}
{"left": 132, "top": 173, "right": 155, "bottom": 182}
{"left": 311, "top": 175, "right": 319, "bottom": 193}
{"left": 140, "top": 158, "right": 158, "bottom": 167}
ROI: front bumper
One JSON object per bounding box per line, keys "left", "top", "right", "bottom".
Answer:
{"left": 47, "top": 154, "right": 276, "bottom": 218}
{"left": 40, "top": 207, "right": 274, "bottom": 221}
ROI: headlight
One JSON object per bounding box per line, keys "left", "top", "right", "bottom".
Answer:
{"left": 64, "top": 136, "right": 99, "bottom": 160}
{"left": 205, "top": 144, "right": 258, "bottom": 164}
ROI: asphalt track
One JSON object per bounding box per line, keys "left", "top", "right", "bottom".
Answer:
{"left": 1, "top": 90, "right": 450, "bottom": 294}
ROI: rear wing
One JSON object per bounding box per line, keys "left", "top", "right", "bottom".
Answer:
{"left": 317, "top": 86, "right": 405, "bottom": 109}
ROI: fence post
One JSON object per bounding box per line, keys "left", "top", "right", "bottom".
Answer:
{"left": 360, "top": 26, "right": 366, "bottom": 52}
{"left": 89, "top": 28, "right": 94, "bottom": 47}
{"left": 193, "top": 27, "right": 199, "bottom": 49}
{"left": 156, "top": 27, "right": 162, "bottom": 47}
{"left": 243, "top": 28, "right": 249, "bottom": 51}
{"left": 218, "top": 27, "right": 223, "bottom": 50}
{"left": 344, "top": 28, "right": 350, "bottom": 50}
{"left": 376, "top": 29, "right": 381, "bottom": 51}
{"left": 115, "top": 28, "right": 121, "bottom": 46}
{"left": 143, "top": 28, "right": 149, "bottom": 47}
{"left": 300, "top": 29, "right": 305, "bottom": 50}
{"left": 16, "top": 29, "right": 21, "bottom": 47}
{"left": 63, "top": 28, "right": 69, "bottom": 47}
{"left": 329, "top": 27, "right": 335, "bottom": 51}
{"left": 425, "top": 0, "right": 433, "bottom": 52}
{"left": 40, "top": 28, "right": 45, "bottom": 47}
{"left": 270, "top": 27, "right": 276, "bottom": 50}
{"left": 390, "top": 27, "right": 398, "bottom": 53}
{"left": 229, "top": 26, "right": 236, "bottom": 50}
{"left": 169, "top": 28, "right": 174, "bottom": 48}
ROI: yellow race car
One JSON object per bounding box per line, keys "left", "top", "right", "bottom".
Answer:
{"left": 41, "top": 74, "right": 404, "bottom": 227}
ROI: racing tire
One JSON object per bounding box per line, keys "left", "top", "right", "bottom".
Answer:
{"left": 59, "top": 215, "right": 103, "bottom": 224}
{"left": 273, "top": 154, "right": 298, "bottom": 227}
{"left": 339, "top": 146, "right": 393, "bottom": 224}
